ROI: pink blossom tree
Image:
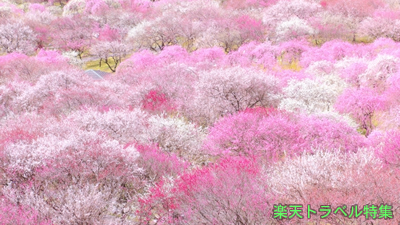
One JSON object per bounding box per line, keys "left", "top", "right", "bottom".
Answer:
{"left": 278, "top": 39, "right": 310, "bottom": 68}
{"left": 370, "top": 130, "right": 400, "bottom": 167}
{"left": 335, "top": 87, "right": 387, "bottom": 136}
{"left": 338, "top": 61, "right": 368, "bottom": 88}
{"left": 191, "top": 66, "right": 282, "bottom": 125}
{"left": 188, "top": 46, "right": 226, "bottom": 70}
{"left": 118, "top": 0, "right": 152, "bottom": 15}
{"left": 114, "top": 47, "right": 198, "bottom": 115}
{"left": 138, "top": 156, "right": 275, "bottom": 224}
{"left": 50, "top": 15, "right": 96, "bottom": 58}
{"left": 135, "top": 144, "right": 188, "bottom": 184}
{"left": 24, "top": 5, "right": 58, "bottom": 49}
{"left": 0, "top": 197, "right": 51, "bottom": 225}
{"left": 378, "top": 72, "right": 400, "bottom": 129}
{"left": 225, "top": 41, "right": 277, "bottom": 69}
{"left": 300, "top": 39, "right": 355, "bottom": 67}
{"left": 359, "top": 54, "right": 400, "bottom": 92}
{"left": 219, "top": 0, "right": 275, "bottom": 10}
{"left": 95, "top": 24, "right": 121, "bottom": 41}
{"left": 140, "top": 88, "right": 177, "bottom": 113}
{"left": 321, "top": 0, "right": 385, "bottom": 42}
{"left": 203, "top": 110, "right": 364, "bottom": 164}
{"left": 0, "top": 50, "right": 73, "bottom": 88}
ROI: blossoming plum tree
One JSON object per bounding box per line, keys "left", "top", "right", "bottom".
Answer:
{"left": 1, "top": 118, "right": 144, "bottom": 223}
{"left": 138, "top": 156, "right": 275, "bottom": 224}
{"left": 192, "top": 66, "right": 282, "bottom": 125}
{"left": 0, "top": 21, "right": 37, "bottom": 54}
{"left": 90, "top": 41, "right": 131, "bottom": 72}
{"left": 268, "top": 149, "right": 400, "bottom": 224}
{"left": 335, "top": 87, "right": 386, "bottom": 136}
{"left": 50, "top": 15, "right": 96, "bottom": 58}
{"left": 279, "top": 76, "right": 347, "bottom": 113}
{"left": 3, "top": 1, "right": 400, "bottom": 224}
{"left": 203, "top": 110, "right": 364, "bottom": 164}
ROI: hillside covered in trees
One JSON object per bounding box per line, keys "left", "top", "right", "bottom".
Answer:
{"left": 1, "top": 0, "right": 400, "bottom": 224}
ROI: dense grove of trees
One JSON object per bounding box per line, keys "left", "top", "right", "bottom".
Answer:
{"left": 2, "top": 0, "right": 400, "bottom": 224}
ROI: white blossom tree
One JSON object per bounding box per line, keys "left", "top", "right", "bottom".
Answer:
{"left": 275, "top": 16, "right": 316, "bottom": 41}
{"left": 0, "top": 21, "right": 37, "bottom": 54}
{"left": 146, "top": 114, "right": 207, "bottom": 163}
{"left": 191, "top": 66, "right": 282, "bottom": 125}
{"left": 90, "top": 41, "right": 132, "bottom": 72}
{"left": 279, "top": 75, "right": 347, "bottom": 113}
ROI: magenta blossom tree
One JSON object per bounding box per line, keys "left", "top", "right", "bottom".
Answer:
{"left": 138, "top": 156, "right": 275, "bottom": 224}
